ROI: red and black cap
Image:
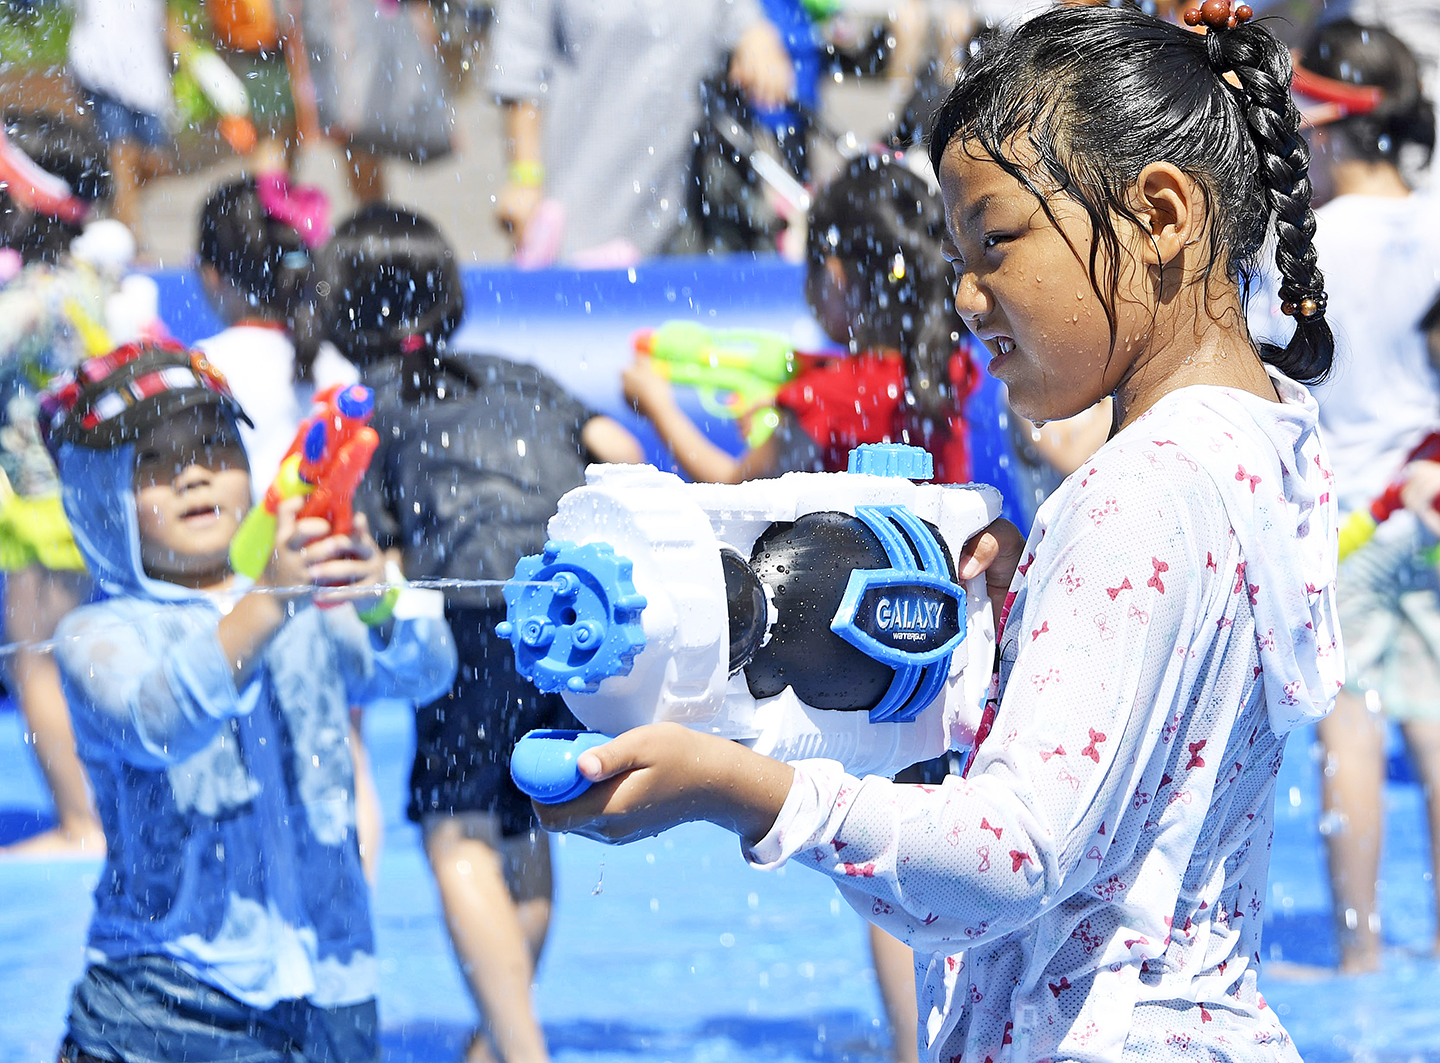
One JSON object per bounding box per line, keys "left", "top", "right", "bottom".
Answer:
{"left": 1291, "top": 61, "right": 1385, "bottom": 127}
{"left": 39, "top": 340, "right": 253, "bottom": 454}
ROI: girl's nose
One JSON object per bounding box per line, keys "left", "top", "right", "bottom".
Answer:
{"left": 951, "top": 269, "right": 991, "bottom": 323}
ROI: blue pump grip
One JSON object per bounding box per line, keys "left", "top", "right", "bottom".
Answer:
{"left": 510, "top": 729, "right": 614, "bottom": 804}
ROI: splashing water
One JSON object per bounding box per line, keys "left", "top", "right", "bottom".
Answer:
{"left": 0, "top": 578, "right": 562, "bottom": 660}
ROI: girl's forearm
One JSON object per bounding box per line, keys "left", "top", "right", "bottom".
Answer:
{"left": 641, "top": 394, "right": 748, "bottom": 483}
{"left": 709, "top": 742, "right": 796, "bottom": 846}
{"left": 503, "top": 101, "right": 542, "bottom": 167}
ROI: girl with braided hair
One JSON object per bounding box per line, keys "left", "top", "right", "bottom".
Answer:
{"left": 524, "top": 5, "right": 1341, "bottom": 1060}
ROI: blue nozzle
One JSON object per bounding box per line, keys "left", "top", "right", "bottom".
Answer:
{"left": 497, "top": 540, "right": 647, "bottom": 694}
{"left": 336, "top": 384, "right": 374, "bottom": 420}
{"left": 847, "top": 443, "right": 934, "bottom": 480}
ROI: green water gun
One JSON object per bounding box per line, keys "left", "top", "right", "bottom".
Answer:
{"left": 632, "top": 320, "right": 799, "bottom": 447}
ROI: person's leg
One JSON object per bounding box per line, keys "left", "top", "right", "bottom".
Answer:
{"left": 868, "top": 923, "right": 920, "bottom": 1063}
{"left": 1317, "top": 688, "right": 1386, "bottom": 973}
{"left": 2, "top": 565, "right": 103, "bottom": 856}
{"left": 108, "top": 139, "right": 144, "bottom": 242}
{"left": 422, "top": 812, "right": 550, "bottom": 1063}
{"left": 1399, "top": 719, "right": 1440, "bottom": 955}
{"left": 343, "top": 147, "right": 387, "bottom": 206}
{"left": 502, "top": 825, "right": 554, "bottom": 963}
{"left": 349, "top": 707, "right": 383, "bottom": 884}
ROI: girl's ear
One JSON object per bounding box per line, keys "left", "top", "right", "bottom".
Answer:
{"left": 1132, "top": 162, "right": 1201, "bottom": 268}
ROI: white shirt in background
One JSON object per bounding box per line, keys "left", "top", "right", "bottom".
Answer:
{"left": 67, "top": 0, "right": 172, "bottom": 116}
{"left": 196, "top": 325, "right": 360, "bottom": 497}
{"left": 1253, "top": 193, "right": 1440, "bottom": 517}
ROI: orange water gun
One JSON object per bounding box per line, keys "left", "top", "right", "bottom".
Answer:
{"left": 1338, "top": 430, "right": 1440, "bottom": 560}
{"left": 230, "top": 383, "right": 380, "bottom": 580}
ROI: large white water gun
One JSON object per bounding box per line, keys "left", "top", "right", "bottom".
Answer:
{"left": 498, "top": 443, "right": 1002, "bottom": 803}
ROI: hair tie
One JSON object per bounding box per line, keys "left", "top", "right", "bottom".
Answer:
{"left": 1205, "top": 28, "right": 1228, "bottom": 70}
{"left": 1184, "top": 0, "right": 1254, "bottom": 31}
{"left": 1281, "top": 291, "right": 1328, "bottom": 319}
{"left": 254, "top": 170, "right": 332, "bottom": 250}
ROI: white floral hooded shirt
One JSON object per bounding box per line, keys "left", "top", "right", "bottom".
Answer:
{"left": 748, "top": 370, "right": 1342, "bottom": 1062}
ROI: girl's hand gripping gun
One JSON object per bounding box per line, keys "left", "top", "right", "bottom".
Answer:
{"left": 497, "top": 443, "right": 1003, "bottom": 803}
{"left": 633, "top": 320, "right": 800, "bottom": 447}
{"left": 1338, "top": 430, "right": 1440, "bottom": 561}
{"left": 230, "top": 384, "right": 381, "bottom": 581}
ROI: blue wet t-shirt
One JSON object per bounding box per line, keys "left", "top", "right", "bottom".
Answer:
{"left": 51, "top": 438, "right": 457, "bottom": 1010}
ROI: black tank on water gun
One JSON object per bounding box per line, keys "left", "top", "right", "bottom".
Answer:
{"left": 495, "top": 443, "right": 1002, "bottom": 803}
{"left": 1337, "top": 429, "right": 1440, "bottom": 561}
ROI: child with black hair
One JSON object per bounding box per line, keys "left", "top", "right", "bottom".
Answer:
{"left": 39, "top": 341, "right": 456, "bottom": 1061}
{"left": 0, "top": 112, "right": 114, "bottom": 857}
{"left": 624, "top": 153, "right": 978, "bottom": 485}
{"left": 531, "top": 5, "right": 1344, "bottom": 1060}
{"left": 193, "top": 175, "right": 394, "bottom": 879}
{"left": 1251, "top": 18, "right": 1440, "bottom": 974}
{"left": 325, "top": 204, "right": 640, "bottom": 1063}
{"left": 196, "top": 176, "right": 359, "bottom": 491}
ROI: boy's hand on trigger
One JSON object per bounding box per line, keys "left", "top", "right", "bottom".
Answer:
{"left": 303, "top": 512, "right": 387, "bottom": 608}
{"left": 534, "top": 723, "right": 795, "bottom": 848}
{"left": 1401, "top": 460, "right": 1440, "bottom": 539}
{"left": 958, "top": 518, "right": 1026, "bottom": 631}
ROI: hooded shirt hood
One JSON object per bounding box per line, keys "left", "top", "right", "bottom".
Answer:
{"left": 1166, "top": 368, "right": 1344, "bottom": 734}
{"left": 56, "top": 440, "right": 216, "bottom": 604}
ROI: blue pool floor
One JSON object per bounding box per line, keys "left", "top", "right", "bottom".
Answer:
{"left": 2, "top": 697, "right": 1438, "bottom": 1062}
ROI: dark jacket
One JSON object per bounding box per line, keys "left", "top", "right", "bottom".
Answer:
{"left": 358, "top": 351, "right": 596, "bottom": 608}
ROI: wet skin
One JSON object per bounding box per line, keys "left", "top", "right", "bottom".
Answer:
{"left": 937, "top": 141, "right": 1278, "bottom": 430}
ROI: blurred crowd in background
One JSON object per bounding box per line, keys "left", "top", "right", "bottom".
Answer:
{"left": 3, "top": 0, "right": 1440, "bottom": 1060}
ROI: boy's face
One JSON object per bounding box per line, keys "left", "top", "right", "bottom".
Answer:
{"left": 133, "top": 406, "right": 252, "bottom": 582}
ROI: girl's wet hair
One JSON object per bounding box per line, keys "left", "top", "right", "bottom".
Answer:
{"left": 319, "top": 205, "right": 465, "bottom": 391}
{"left": 0, "top": 112, "right": 110, "bottom": 264}
{"left": 322, "top": 204, "right": 466, "bottom": 400}
{"left": 806, "top": 154, "right": 965, "bottom": 423}
{"left": 198, "top": 178, "right": 324, "bottom": 380}
{"left": 1302, "top": 19, "right": 1434, "bottom": 166}
{"left": 928, "top": 5, "right": 1334, "bottom": 384}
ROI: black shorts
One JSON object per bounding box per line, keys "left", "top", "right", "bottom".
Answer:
{"left": 407, "top": 606, "right": 579, "bottom": 836}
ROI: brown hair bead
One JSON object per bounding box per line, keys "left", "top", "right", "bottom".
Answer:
{"left": 1184, "top": 0, "right": 1253, "bottom": 30}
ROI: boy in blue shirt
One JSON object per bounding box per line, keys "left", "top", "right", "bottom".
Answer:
{"left": 39, "top": 342, "right": 457, "bottom": 1062}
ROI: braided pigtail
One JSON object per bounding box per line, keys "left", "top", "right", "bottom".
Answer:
{"left": 1204, "top": 10, "right": 1335, "bottom": 383}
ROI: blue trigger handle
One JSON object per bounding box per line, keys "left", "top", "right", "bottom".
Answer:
{"left": 510, "top": 729, "right": 614, "bottom": 804}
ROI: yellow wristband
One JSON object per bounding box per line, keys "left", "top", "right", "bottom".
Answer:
{"left": 509, "top": 159, "right": 545, "bottom": 188}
